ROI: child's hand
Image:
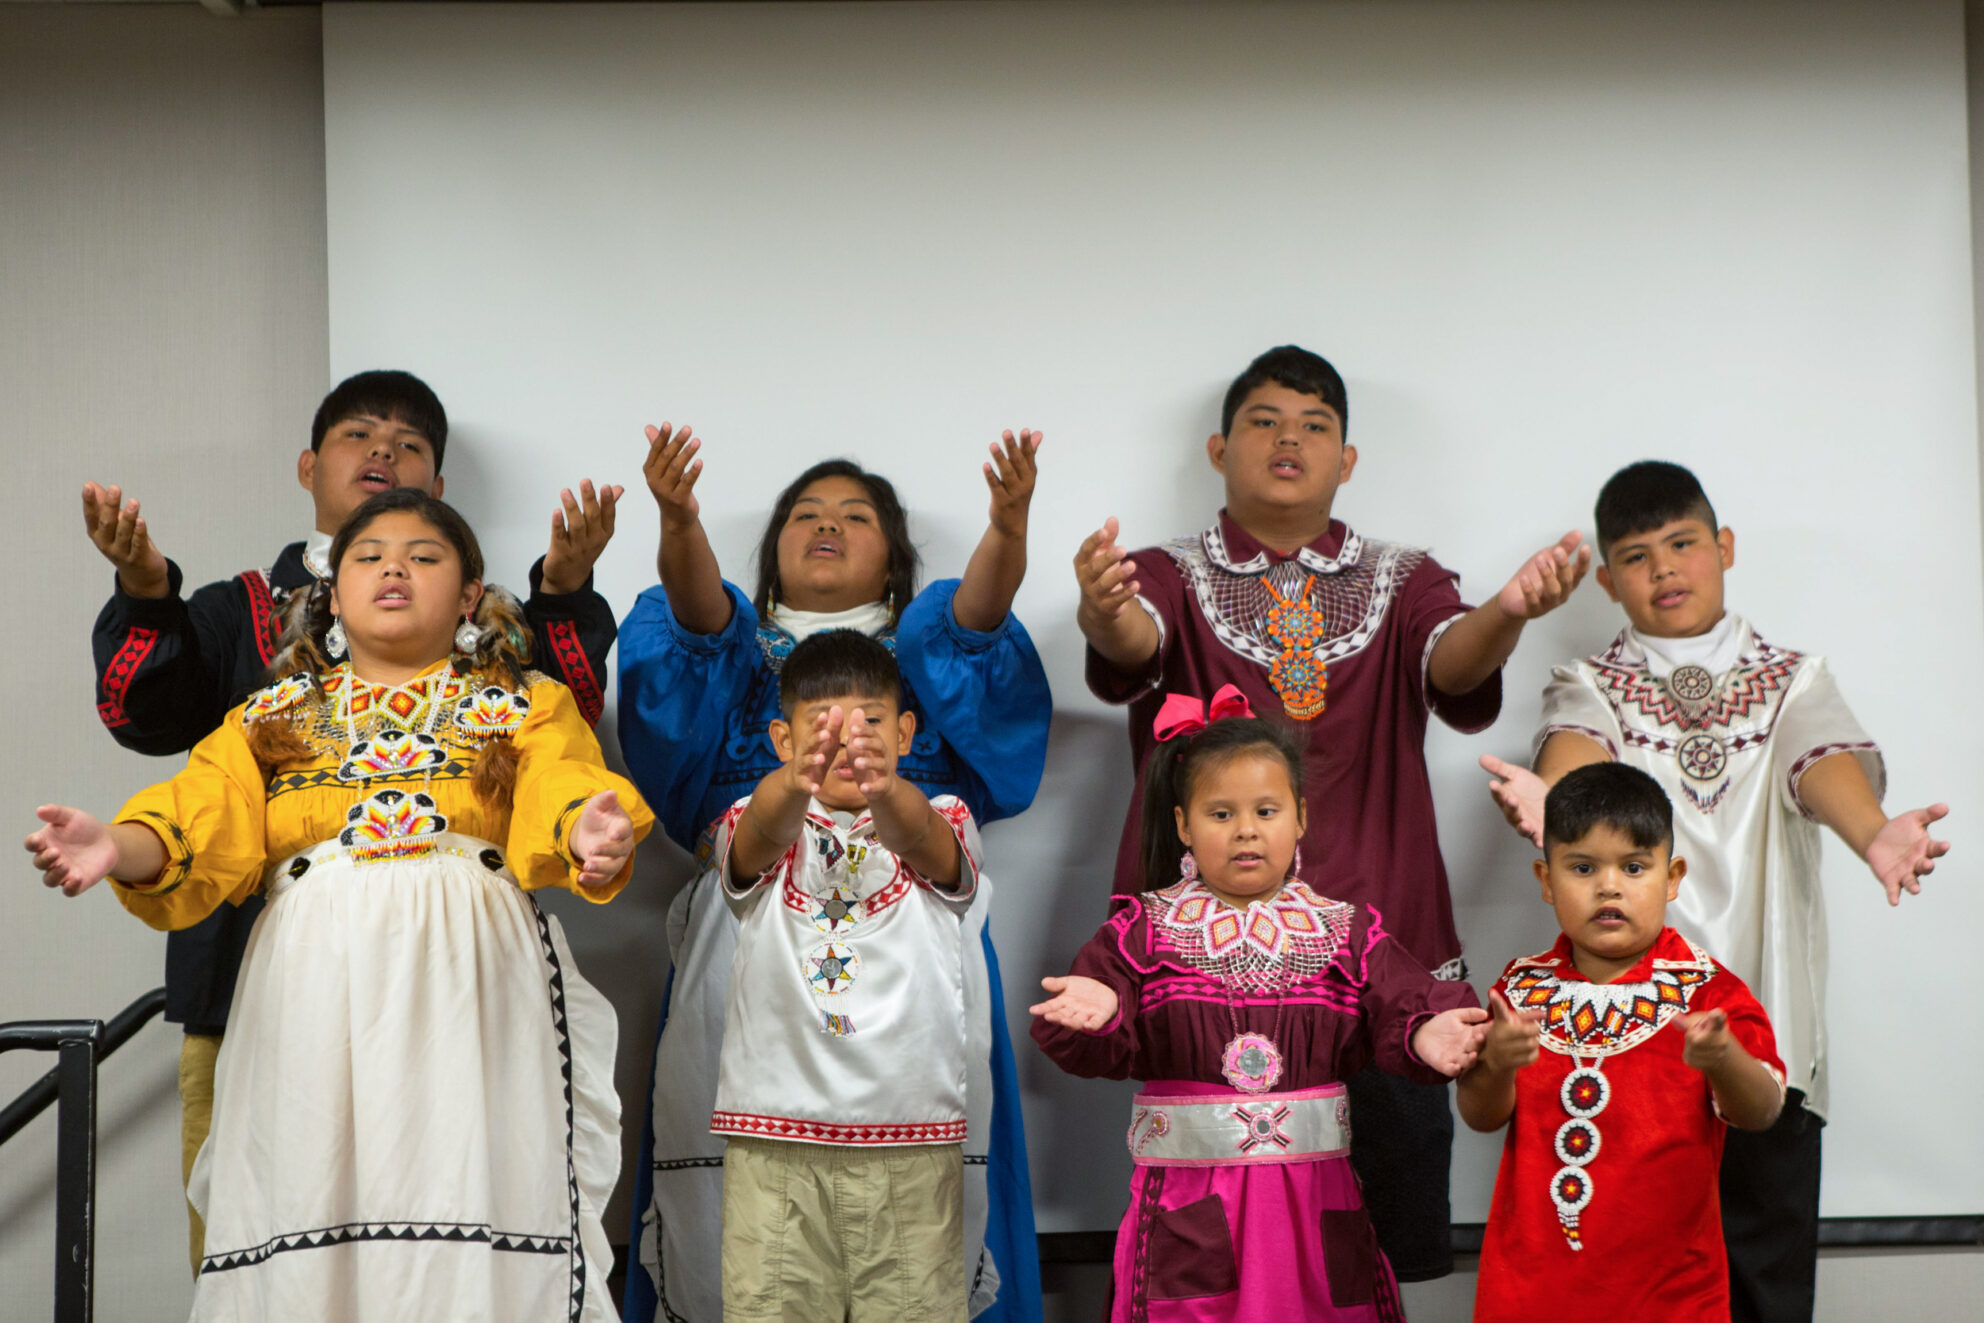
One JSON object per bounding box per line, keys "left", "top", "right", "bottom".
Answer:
{"left": 25, "top": 805, "right": 116, "bottom": 898}
{"left": 82, "top": 482, "right": 170, "bottom": 599}
{"left": 1480, "top": 754, "right": 1547, "bottom": 848}
{"left": 541, "top": 479, "right": 624, "bottom": 595}
{"left": 984, "top": 429, "right": 1042, "bottom": 539}
{"left": 1074, "top": 517, "right": 1140, "bottom": 621}
{"left": 1676, "top": 1007, "right": 1739, "bottom": 1072}
{"left": 1494, "top": 530, "right": 1591, "bottom": 621}
{"left": 1479, "top": 988, "right": 1545, "bottom": 1073}
{"left": 786, "top": 705, "right": 845, "bottom": 799}
{"left": 570, "top": 790, "right": 636, "bottom": 887}
{"left": 1864, "top": 803, "right": 1951, "bottom": 905}
{"left": 1029, "top": 975, "right": 1119, "bottom": 1031}
{"left": 642, "top": 422, "right": 704, "bottom": 527}
{"left": 844, "top": 707, "right": 894, "bottom": 801}
{"left": 1412, "top": 1005, "right": 1491, "bottom": 1077}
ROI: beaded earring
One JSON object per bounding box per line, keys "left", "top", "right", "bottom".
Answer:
{"left": 324, "top": 618, "right": 347, "bottom": 661}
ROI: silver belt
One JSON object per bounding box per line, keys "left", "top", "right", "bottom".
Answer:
{"left": 1126, "top": 1083, "right": 1351, "bottom": 1167}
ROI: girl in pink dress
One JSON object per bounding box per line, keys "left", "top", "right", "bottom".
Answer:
{"left": 1032, "top": 688, "right": 1488, "bottom": 1322}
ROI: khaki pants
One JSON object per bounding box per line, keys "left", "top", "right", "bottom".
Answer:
{"left": 721, "top": 1135, "right": 966, "bottom": 1323}
{"left": 178, "top": 1032, "right": 221, "bottom": 1276}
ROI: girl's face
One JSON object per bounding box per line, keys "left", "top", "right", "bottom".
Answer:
{"left": 330, "top": 510, "right": 482, "bottom": 669}
{"left": 774, "top": 475, "right": 892, "bottom": 613}
{"left": 1173, "top": 750, "right": 1307, "bottom": 908}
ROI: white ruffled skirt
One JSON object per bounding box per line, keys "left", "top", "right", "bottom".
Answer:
{"left": 188, "top": 834, "right": 620, "bottom": 1323}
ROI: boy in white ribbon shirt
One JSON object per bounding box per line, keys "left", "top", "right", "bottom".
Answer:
{"left": 1481, "top": 460, "right": 1950, "bottom": 1323}
{"left": 708, "top": 628, "right": 979, "bottom": 1322}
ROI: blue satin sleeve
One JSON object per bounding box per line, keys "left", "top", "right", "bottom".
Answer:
{"left": 894, "top": 579, "right": 1051, "bottom": 826}
{"left": 616, "top": 581, "right": 771, "bottom": 850}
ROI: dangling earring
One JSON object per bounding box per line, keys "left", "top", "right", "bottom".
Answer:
{"left": 324, "top": 617, "right": 347, "bottom": 661}
{"left": 1179, "top": 849, "right": 1199, "bottom": 884}
{"left": 454, "top": 617, "right": 483, "bottom": 655}
{"left": 1288, "top": 844, "right": 1304, "bottom": 879}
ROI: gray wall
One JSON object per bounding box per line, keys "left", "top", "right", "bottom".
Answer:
{"left": 0, "top": 5, "right": 1977, "bottom": 1322}
{"left": 0, "top": 7, "right": 328, "bottom": 1317}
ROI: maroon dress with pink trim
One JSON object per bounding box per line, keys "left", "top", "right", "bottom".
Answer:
{"left": 1032, "top": 878, "right": 1478, "bottom": 1323}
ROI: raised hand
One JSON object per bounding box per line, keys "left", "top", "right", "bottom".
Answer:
{"left": 642, "top": 422, "right": 703, "bottom": 526}
{"left": 1074, "top": 518, "right": 1140, "bottom": 622}
{"left": 985, "top": 429, "right": 1042, "bottom": 538}
{"left": 1029, "top": 974, "right": 1119, "bottom": 1031}
{"left": 82, "top": 482, "right": 170, "bottom": 598}
{"left": 1676, "top": 1007, "right": 1737, "bottom": 1072}
{"left": 1479, "top": 988, "right": 1545, "bottom": 1073}
{"left": 570, "top": 789, "right": 636, "bottom": 887}
{"left": 25, "top": 805, "right": 118, "bottom": 898}
{"left": 844, "top": 706, "right": 894, "bottom": 801}
{"left": 1495, "top": 530, "right": 1591, "bottom": 621}
{"left": 1481, "top": 754, "right": 1548, "bottom": 848}
{"left": 541, "top": 479, "right": 624, "bottom": 595}
{"left": 1412, "top": 1005, "right": 1491, "bottom": 1077}
{"left": 1864, "top": 803, "right": 1951, "bottom": 905}
{"left": 787, "top": 705, "right": 846, "bottom": 799}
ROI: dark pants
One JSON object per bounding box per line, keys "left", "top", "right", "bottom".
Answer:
{"left": 1346, "top": 1064, "right": 1455, "bottom": 1282}
{"left": 1721, "top": 1089, "right": 1824, "bottom": 1323}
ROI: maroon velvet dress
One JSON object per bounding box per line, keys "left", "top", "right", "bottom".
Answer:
{"left": 1033, "top": 878, "right": 1478, "bottom": 1323}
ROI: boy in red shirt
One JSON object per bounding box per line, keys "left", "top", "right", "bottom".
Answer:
{"left": 1461, "top": 762, "right": 1784, "bottom": 1322}
{"left": 1075, "top": 344, "right": 1589, "bottom": 1278}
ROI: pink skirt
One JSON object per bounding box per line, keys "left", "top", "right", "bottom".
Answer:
{"left": 1109, "top": 1081, "right": 1403, "bottom": 1323}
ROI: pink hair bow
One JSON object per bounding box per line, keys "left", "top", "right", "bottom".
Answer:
{"left": 1153, "top": 684, "right": 1256, "bottom": 741}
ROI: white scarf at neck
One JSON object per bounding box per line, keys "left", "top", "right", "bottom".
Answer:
{"left": 1634, "top": 611, "right": 1745, "bottom": 678}
{"left": 770, "top": 599, "right": 893, "bottom": 643}
{"left": 302, "top": 528, "right": 335, "bottom": 580}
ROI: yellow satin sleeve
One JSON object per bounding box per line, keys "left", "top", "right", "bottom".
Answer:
{"left": 507, "top": 680, "right": 655, "bottom": 901}
{"left": 110, "top": 709, "right": 269, "bottom": 932}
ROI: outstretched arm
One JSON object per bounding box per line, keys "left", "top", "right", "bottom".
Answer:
{"left": 1481, "top": 729, "right": 1613, "bottom": 847}
{"left": 1428, "top": 531, "right": 1591, "bottom": 696}
{"left": 643, "top": 421, "right": 733, "bottom": 636}
{"left": 730, "top": 706, "right": 840, "bottom": 881}
{"left": 26, "top": 806, "right": 167, "bottom": 896}
{"left": 1796, "top": 752, "right": 1950, "bottom": 906}
{"left": 847, "top": 708, "right": 962, "bottom": 886}
{"left": 952, "top": 429, "right": 1041, "bottom": 632}
{"left": 1677, "top": 1008, "right": 1784, "bottom": 1131}
{"left": 538, "top": 480, "right": 624, "bottom": 595}
{"left": 1074, "top": 517, "right": 1160, "bottom": 668}
{"left": 1457, "top": 989, "right": 1545, "bottom": 1131}
{"left": 1028, "top": 974, "right": 1119, "bottom": 1031}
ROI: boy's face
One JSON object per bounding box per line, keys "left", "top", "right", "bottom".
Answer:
{"left": 770, "top": 691, "right": 915, "bottom": 812}
{"left": 1206, "top": 382, "right": 1357, "bottom": 524}
{"left": 1597, "top": 517, "right": 1735, "bottom": 639}
{"left": 1534, "top": 823, "right": 1686, "bottom": 983}
{"left": 299, "top": 412, "right": 443, "bottom": 534}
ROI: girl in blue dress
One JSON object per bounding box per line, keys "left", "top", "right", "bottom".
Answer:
{"left": 617, "top": 423, "right": 1050, "bottom": 1323}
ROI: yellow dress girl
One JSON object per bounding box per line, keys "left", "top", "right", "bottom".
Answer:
{"left": 30, "top": 490, "right": 652, "bottom": 1322}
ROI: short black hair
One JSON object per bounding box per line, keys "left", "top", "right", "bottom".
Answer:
{"left": 310, "top": 370, "right": 450, "bottom": 472}
{"left": 1594, "top": 461, "right": 1718, "bottom": 560}
{"left": 1543, "top": 762, "right": 1674, "bottom": 855}
{"left": 753, "top": 460, "right": 920, "bottom": 626}
{"left": 1220, "top": 345, "right": 1350, "bottom": 439}
{"left": 778, "top": 629, "right": 902, "bottom": 718}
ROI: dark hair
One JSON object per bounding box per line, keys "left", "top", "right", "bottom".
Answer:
{"left": 1543, "top": 762, "right": 1674, "bottom": 855}
{"left": 778, "top": 629, "right": 903, "bottom": 718}
{"left": 1220, "top": 345, "right": 1350, "bottom": 439}
{"left": 1139, "top": 717, "right": 1306, "bottom": 891}
{"left": 752, "top": 460, "right": 920, "bottom": 626}
{"left": 329, "top": 487, "right": 484, "bottom": 586}
{"left": 310, "top": 370, "right": 450, "bottom": 472}
{"left": 1593, "top": 461, "right": 1719, "bottom": 560}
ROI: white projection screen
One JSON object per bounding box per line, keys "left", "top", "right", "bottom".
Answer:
{"left": 323, "top": 1, "right": 1984, "bottom": 1229}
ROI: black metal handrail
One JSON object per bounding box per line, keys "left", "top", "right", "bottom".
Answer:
{"left": 0, "top": 987, "right": 165, "bottom": 1146}
{"left": 1, "top": 986, "right": 167, "bottom": 1323}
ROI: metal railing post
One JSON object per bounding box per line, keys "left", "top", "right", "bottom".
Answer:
{"left": 53, "top": 1032, "right": 99, "bottom": 1323}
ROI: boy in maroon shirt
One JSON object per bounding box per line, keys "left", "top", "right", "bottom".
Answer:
{"left": 1074, "top": 344, "right": 1588, "bottom": 1279}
